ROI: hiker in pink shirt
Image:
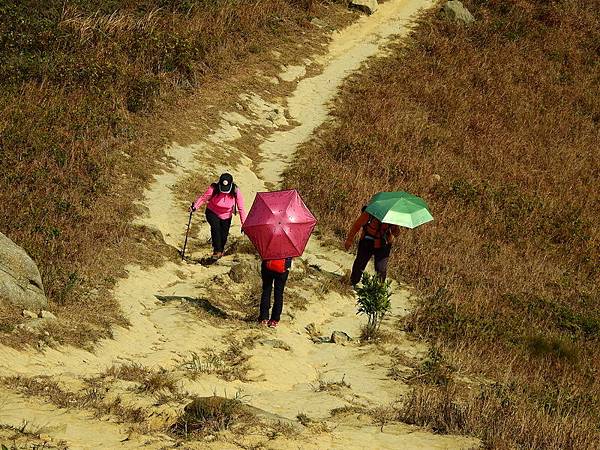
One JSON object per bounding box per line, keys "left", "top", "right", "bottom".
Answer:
{"left": 189, "top": 173, "right": 247, "bottom": 260}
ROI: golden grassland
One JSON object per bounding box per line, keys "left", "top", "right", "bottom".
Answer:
{"left": 286, "top": 0, "right": 600, "bottom": 447}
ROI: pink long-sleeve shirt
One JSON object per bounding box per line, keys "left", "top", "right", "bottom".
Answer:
{"left": 193, "top": 185, "right": 247, "bottom": 224}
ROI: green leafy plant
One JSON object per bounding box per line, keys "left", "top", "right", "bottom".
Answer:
{"left": 356, "top": 273, "right": 392, "bottom": 339}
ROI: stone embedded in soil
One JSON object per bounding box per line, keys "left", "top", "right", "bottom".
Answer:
{"left": 350, "top": 0, "right": 379, "bottom": 15}
{"left": 442, "top": 0, "right": 475, "bottom": 24}
{"left": 40, "top": 310, "right": 57, "bottom": 320}
{"left": 330, "top": 331, "right": 352, "bottom": 344}
{"left": 1, "top": 231, "right": 47, "bottom": 311}
{"left": 16, "top": 318, "right": 52, "bottom": 333}
{"left": 22, "top": 309, "right": 38, "bottom": 319}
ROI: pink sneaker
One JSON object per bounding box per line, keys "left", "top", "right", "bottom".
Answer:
{"left": 259, "top": 320, "right": 269, "bottom": 327}
{"left": 268, "top": 320, "right": 278, "bottom": 328}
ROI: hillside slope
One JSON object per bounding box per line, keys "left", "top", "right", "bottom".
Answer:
{"left": 0, "top": 1, "right": 481, "bottom": 448}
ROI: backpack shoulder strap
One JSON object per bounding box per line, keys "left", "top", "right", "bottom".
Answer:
{"left": 232, "top": 184, "right": 238, "bottom": 215}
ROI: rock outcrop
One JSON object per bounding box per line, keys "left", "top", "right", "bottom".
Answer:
{"left": 350, "top": 0, "right": 379, "bottom": 15}
{"left": 443, "top": 1, "right": 475, "bottom": 24}
{"left": 0, "top": 232, "right": 47, "bottom": 311}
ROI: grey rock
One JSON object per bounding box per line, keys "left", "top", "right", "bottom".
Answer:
{"left": 40, "top": 310, "right": 57, "bottom": 320}
{"left": 0, "top": 232, "right": 47, "bottom": 311}
{"left": 443, "top": 1, "right": 475, "bottom": 24}
{"left": 17, "top": 318, "right": 51, "bottom": 334}
{"left": 22, "top": 309, "right": 38, "bottom": 319}
{"left": 243, "top": 404, "right": 304, "bottom": 433}
{"left": 350, "top": 0, "right": 378, "bottom": 15}
{"left": 330, "top": 331, "right": 352, "bottom": 344}
{"left": 310, "top": 18, "right": 328, "bottom": 28}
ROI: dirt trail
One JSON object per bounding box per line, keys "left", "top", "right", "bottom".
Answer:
{"left": 0, "top": 1, "right": 479, "bottom": 448}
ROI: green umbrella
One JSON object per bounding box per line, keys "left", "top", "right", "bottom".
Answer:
{"left": 365, "top": 191, "right": 433, "bottom": 229}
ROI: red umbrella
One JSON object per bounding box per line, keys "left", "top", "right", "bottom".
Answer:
{"left": 242, "top": 189, "right": 317, "bottom": 260}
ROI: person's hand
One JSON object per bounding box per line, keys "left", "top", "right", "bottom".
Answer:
{"left": 188, "top": 203, "right": 196, "bottom": 213}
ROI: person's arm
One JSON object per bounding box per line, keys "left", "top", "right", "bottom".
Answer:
{"left": 191, "top": 185, "right": 215, "bottom": 211}
{"left": 387, "top": 225, "right": 401, "bottom": 244}
{"left": 344, "top": 212, "right": 369, "bottom": 250}
{"left": 235, "top": 189, "right": 247, "bottom": 225}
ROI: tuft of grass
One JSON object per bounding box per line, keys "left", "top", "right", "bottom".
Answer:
{"left": 296, "top": 412, "right": 312, "bottom": 426}
{"left": 1, "top": 375, "right": 148, "bottom": 427}
{"left": 313, "top": 373, "right": 351, "bottom": 392}
{"left": 171, "top": 394, "right": 250, "bottom": 437}
{"left": 180, "top": 339, "right": 253, "bottom": 382}
{"left": 101, "top": 363, "right": 179, "bottom": 394}
{"left": 285, "top": 0, "right": 600, "bottom": 446}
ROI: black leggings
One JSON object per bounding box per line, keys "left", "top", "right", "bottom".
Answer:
{"left": 259, "top": 265, "right": 289, "bottom": 322}
{"left": 350, "top": 239, "right": 391, "bottom": 285}
{"left": 206, "top": 208, "right": 232, "bottom": 253}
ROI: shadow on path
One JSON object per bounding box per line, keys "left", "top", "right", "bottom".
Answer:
{"left": 155, "top": 295, "right": 228, "bottom": 318}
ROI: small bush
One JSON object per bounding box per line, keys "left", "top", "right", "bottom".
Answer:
{"left": 356, "top": 273, "right": 392, "bottom": 339}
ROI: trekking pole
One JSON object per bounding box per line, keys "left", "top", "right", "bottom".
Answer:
{"left": 181, "top": 205, "right": 194, "bottom": 261}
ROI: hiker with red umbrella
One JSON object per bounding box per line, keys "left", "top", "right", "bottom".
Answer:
{"left": 243, "top": 189, "right": 316, "bottom": 328}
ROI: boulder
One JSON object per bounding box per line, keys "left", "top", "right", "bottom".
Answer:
{"left": 40, "top": 310, "right": 57, "bottom": 320}
{"left": 0, "top": 232, "right": 46, "bottom": 311}
{"left": 330, "top": 331, "right": 352, "bottom": 344}
{"left": 16, "top": 318, "right": 51, "bottom": 333}
{"left": 442, "top": 1, "right": 475, "bottom": 24}
{"left": 310, "top": 18, "right": 328, "bottom": 29}
{"left": 350, "top": 0, "right": 378, "bottom": 15}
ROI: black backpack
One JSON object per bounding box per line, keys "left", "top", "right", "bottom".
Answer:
{"left": 211, "top": 182, "right": 238, "bottom": 215}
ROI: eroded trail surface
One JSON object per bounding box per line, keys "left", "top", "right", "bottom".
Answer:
{"left": 0, "top": 1, "right": 479, "bottom": 448}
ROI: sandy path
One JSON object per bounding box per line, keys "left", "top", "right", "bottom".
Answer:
{"left": 0, "top": 1, "right": 479, "bottom": 448}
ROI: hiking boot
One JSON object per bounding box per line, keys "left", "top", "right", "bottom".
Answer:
{"left": 268, "top": 320, "right": 278, "bottom": 328}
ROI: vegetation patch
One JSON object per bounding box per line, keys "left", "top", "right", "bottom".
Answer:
{"left": 171, "top": 395, "right": 250, "bottom": 437}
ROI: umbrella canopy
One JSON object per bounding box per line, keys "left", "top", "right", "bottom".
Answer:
{"left": 242, "top": 189, "right": 317, "bottom": 260}
{"left": 365, "top": 191, "right": 433, "bottom": 229}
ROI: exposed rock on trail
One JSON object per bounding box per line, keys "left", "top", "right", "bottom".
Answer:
{"left": 442, "top": 0, "right": 475, "bottom": 24}
{"left": 351, "top": 0, "right": 379, "bottom": 15}
{"left": 0, "top": 232, "right": 46, "bottom": 311}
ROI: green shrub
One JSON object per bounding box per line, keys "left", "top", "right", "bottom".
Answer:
{"left": 356, "top": 273, "right": 391, "bottom": 339}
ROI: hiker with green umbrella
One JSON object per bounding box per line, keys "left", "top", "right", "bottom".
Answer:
{"left": 344, "top": 191, "right": 433, "bottom": 286}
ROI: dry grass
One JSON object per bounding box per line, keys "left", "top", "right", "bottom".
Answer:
{"left": 171, "top": 395, "right": 250, "bottom": 437}
{"left": 313, "top": 373, "right": 351, "bottom": 392}
{"left": 0, "top": 0, "right": 346, "bottom": 347}
{"left": 102, "top": 363, "right": 179, "bottom": 394}
{"left": 1, "top": 375, "right": 147, "bottom": 426}
{"left": 180, "top": 338, "right": 254, "bottom": 382}
{"left": 286, "top": 0, "right": 600, "bottom": 447}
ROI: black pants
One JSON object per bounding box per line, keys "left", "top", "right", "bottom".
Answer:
{"left": 205, "top": 208, "right": 231, "bottom": 253}
{"left": 259, "top": 265, "right": 289, "bottom": 322}
{"left": 350, "top": 239, "right": 391, "bottom": 285}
